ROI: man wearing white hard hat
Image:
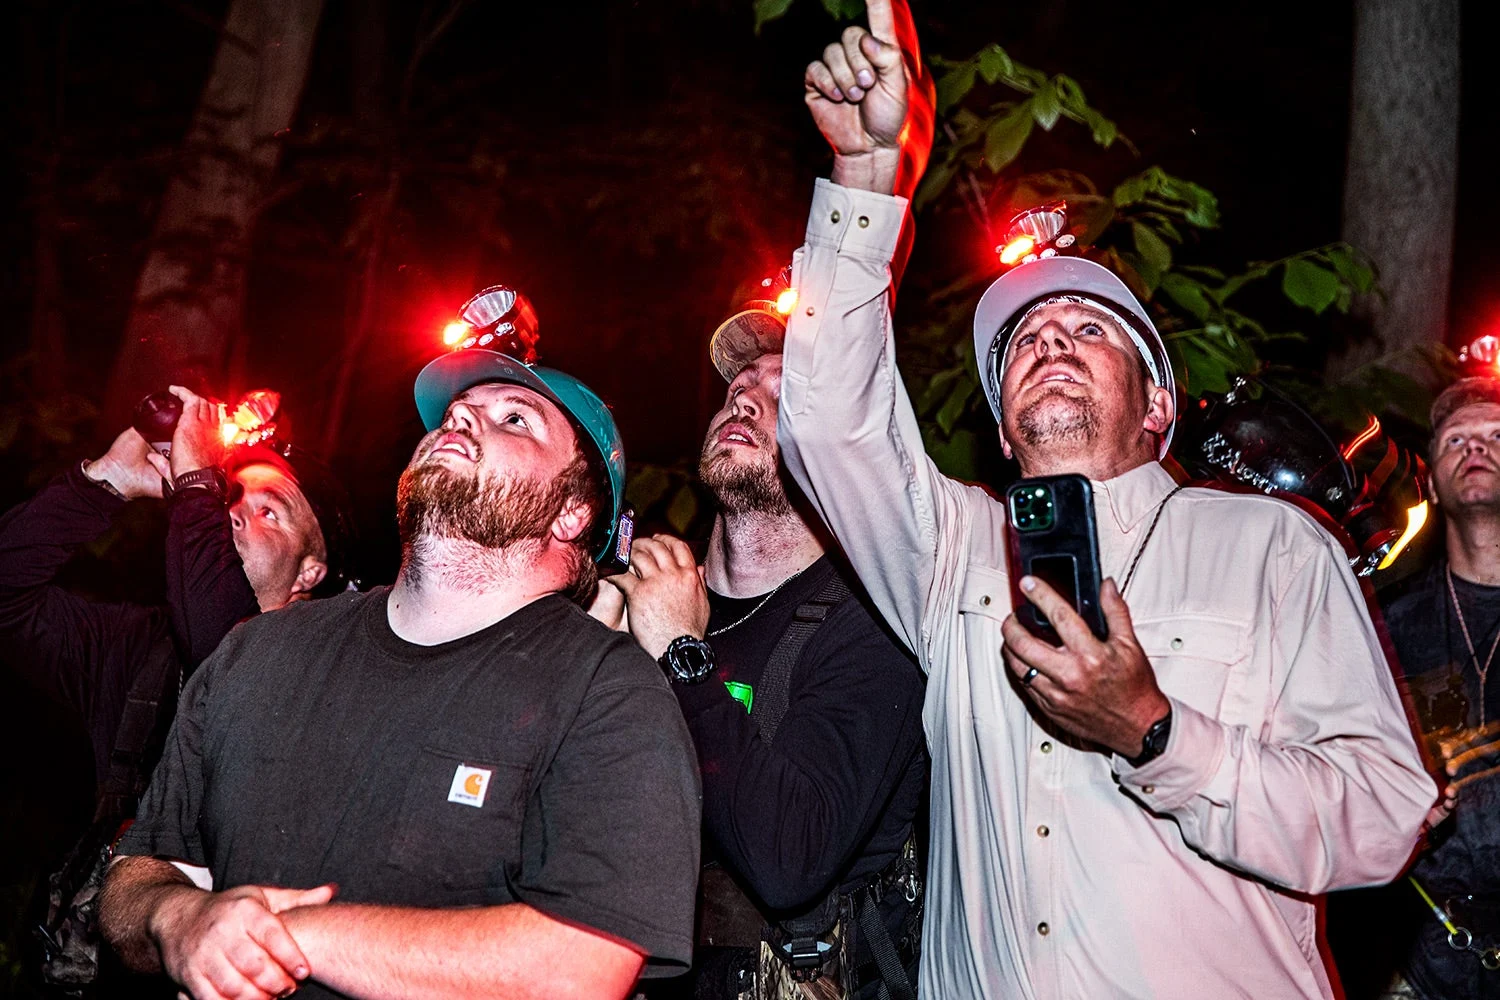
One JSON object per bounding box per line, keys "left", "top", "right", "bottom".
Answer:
{"left": 775, "top": 1, "right": 1438, "bottom": 997}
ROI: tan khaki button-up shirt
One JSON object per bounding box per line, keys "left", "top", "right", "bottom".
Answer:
{"left": 777, "top": 179, "right": 1436, "bottom": 999}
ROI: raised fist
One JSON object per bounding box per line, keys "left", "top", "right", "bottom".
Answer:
{"left": 803, "top": 0, "right": 934, "bottom": 198}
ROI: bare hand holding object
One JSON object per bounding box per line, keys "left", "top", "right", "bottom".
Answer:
{"left": 1001, "top": 576, "right": 1171, "bottom": 759}
{"left": 166, "top": 385, "right": 229, "bottom": 480}
{"left": 610, "top": 534, "right": 709, "bottom": 661}
{"left": 86, "top": 426, "right": 170, "bottom": 500}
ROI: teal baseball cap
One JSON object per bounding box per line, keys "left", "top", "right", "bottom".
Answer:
{"left": 413, "top": 349, "right": 626, "bottom": 561}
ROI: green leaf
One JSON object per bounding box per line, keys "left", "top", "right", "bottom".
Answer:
{"left": 936, "top": 62, "right": 977, "bottom": 114}
{"left": 984, "top": 105, "right": 1034, "bottom": 172}
{"left": 926, "top": 428, "right": 981, "bottom": 481}
{"left": 935, "top": 380, "right": 976, "bottom": 435}
{"left": 1159, "top": 272, "right": 1213, "bottom": 321}
{"left": 1133, "top": 222, "right": 1173, "bottom": 276}
{"left": 752, "top": 0, "right": 795, "bottom": 33}
{"left": 1031, "top": 81, "right": 1061, "bottom": 130}
{"left": 1325, "top": 244, "right": 1376, "bottom": 294}
{"left": 1169, "top": 333, "right": 1256, "bottom": 395}
{"left": 916, "top": 366, "right": 963, "bottom": 413}
{"left": 976, "top": 45, "right": 1013, "bottom": 85}
{"left": 1089, "top": 114, "right": 1118, "bottom": 148}
{"left": 1214, "top": 268, "right": 1267, "bottom": 303}
{"left": 1052, "top": 74, "right": 1085, "bottom": 108}
{"left": 1281, "top": 259, "right": 1341, "bottom": 315}
{"left": 818, "top": 0, "right": 865, "bottom": 17}
{"left": 1179, "top": 182, "right": 1220, "bottom": 229}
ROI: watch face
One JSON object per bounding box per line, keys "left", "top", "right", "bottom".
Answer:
{"left": 666, "top": 639, "right": 713, "bottom": 683}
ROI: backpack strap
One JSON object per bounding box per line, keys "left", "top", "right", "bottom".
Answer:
{"left": 750, "top": 572, "right": 851, "bottom": 747}
{"left": 94, "top": 631, "right": 179, "bottom": 822}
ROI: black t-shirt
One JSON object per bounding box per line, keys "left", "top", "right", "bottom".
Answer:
{"left": 673, "top": 556, "right": 927, "bottom": 914}
{"left": 119, "top": 587, "right": 702, "bottom": 995}
{"left": 1383, "top": 563, "right": 1500, "bottom": 999}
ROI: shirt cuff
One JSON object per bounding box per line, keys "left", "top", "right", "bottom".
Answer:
{"left": 67, "top": 462, "right": 129, "bottom": 516}
{"left": 804, "top": 178, "right": 909, "bottom": 260}
{"left": 1115, "top": 698, "right": 1226, "bottom": 812}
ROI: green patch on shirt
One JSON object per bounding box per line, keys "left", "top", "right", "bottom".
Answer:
{"left": 725, "top": 681, "right": 754, "bottom": 715}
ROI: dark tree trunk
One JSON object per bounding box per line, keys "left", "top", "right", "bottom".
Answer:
{"left": 104, "top": 0, "right": 324, "bottom": 419}
{"left": 320, "top": 0, "right": 468, "bottom": 456}
{"left": 1333, "top": 0, "right": 1460, "bottom": 384}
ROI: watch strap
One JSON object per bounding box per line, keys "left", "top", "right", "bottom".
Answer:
{"left": 172, "top": 466, "right": 228, "bottom": 499}
{"left": 1127, "top": 708, "right": 1173, "bottom": 768}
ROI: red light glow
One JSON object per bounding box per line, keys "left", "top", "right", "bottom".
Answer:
{"left": 1470, "top": 334, "right": 1500, "bottom": 365}
{"left": 775, "top": 289, "right": 798, "bottom": 315}
{"left": 1341, "top": 415, "right": 1381, "bottom": 461}
{"left": 443, "top": 321, "right": 471, "bottom": 347}
{"left": 999, "top": 235, "right": 1035, "bottom": 266}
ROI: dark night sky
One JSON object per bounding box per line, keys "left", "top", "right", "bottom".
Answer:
{"left": 0, "top": 0, "right": 1493, "bottom": 576}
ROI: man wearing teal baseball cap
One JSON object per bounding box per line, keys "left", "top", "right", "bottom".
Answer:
{"left": 100, "top": 286, "right": 702, "bottom": 1000}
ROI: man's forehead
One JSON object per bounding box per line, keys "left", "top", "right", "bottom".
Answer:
{"left": 1014, "top": 299, "right": 1124, "bottom": 334}
{"left": 232, "top": 462, "right": 306, "bottom": 502}
{"left": 730, "top": 353, "right": 783, "bottom": 389}
{"left": 1438, "top": 402, "right": 1500, "bottom": 437}
{"left": 456, "top": 382, "right": 561, "bottom": 418}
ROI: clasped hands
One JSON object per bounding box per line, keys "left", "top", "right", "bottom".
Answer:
{"left": 150, "top": 881, "right": 334, "bottom": 1000}
{"left": 1001, "top": 575, "right": 1170, "bottom": 761}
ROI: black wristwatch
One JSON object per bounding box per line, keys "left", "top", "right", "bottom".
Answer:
{"left": 1126, "top": 708, "right": 1173, "bottom": 768}
{"left": 172, "top": 466, "right": 229, "bottom": 500}
{"left": 659, "top": 636, "right": 715, "bottom": 684}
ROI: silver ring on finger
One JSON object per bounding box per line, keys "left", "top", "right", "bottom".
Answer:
{"left": 1022, "top": 666, "right": 1039, "bottom": 686}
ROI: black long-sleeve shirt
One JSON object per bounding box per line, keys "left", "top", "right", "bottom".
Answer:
{"left": 673, "top": 555, "right": 927, "bottom": 914}
{"left": 0, "top": 464, "right": 257, "bottom": 787}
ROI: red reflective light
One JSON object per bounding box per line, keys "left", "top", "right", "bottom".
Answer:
{"left": 999, "top": 235, "right": 1035, "bottom": 266}
{"left": 1471, "top": 334, "right": 1500, "bottom": 365}
{"left": 1342, "top": 415, "right": 1381, "bottom": 461}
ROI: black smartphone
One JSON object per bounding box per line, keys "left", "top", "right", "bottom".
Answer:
{"left": 1004, "top": 474, "right": 1108, "bottom": 644}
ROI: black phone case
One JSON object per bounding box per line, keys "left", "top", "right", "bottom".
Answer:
{"left": 1004, "top": 474, "right": 1109, "bottom": 644}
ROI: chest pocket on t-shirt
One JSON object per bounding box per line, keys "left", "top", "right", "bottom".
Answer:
{"left": 386, "top": 746, "right": 531, "bottom": 889}
{"left": 1134, "top": 614, "right": 1250, "bottom": 719}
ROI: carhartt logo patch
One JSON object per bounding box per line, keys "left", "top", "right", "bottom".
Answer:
{"left": 447, "top": 764, "right": 492, "bottom": 808}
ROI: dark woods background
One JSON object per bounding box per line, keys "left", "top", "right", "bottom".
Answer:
{"left": 0, "top": 0, "right": 1493, "bottom": 992}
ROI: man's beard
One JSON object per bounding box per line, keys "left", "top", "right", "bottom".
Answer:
{"left": 1013, "top": 356, "right": 1100, "bottom": 448}
{"left": 699, "top": 432, "right": 794, "bottom": 517}
{"left": 397, "top": 456, "right": 571, "bottom": 551}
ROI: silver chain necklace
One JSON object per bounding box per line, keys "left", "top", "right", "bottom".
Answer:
{"left": 1446, "top": 565, "right": 1500, "bottom": 727}
{"left": 1120, "top": 485, "right": 1183, "bottom": 597}
{"left": 708, "top": 565, "right": 810, "bottom": 637}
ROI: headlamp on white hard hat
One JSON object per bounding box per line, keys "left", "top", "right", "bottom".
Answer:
{"left": 973, "top": 204, "right": 1177, "bottom": 457}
